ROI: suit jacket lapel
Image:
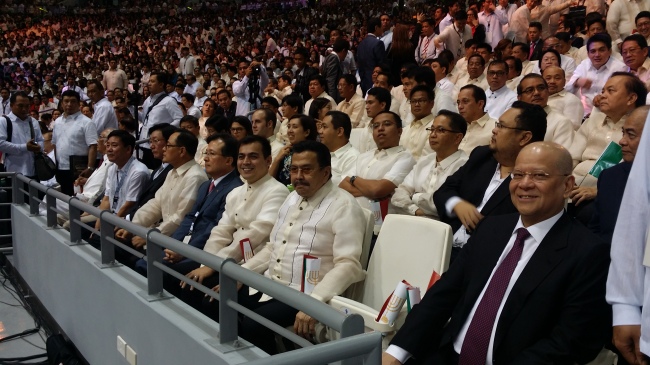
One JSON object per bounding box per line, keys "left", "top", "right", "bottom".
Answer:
{"left": 492, "top": 213, "right": 570, "bottom": 351}
{"left": 479, "top": 176, "right": 512, "bottom": 215}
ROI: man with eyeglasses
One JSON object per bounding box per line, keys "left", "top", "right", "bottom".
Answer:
{"left": 531, "top": 36, "right": 577, "bottom": 79}
{"left": 133, "top": 133, "right": 242, "bottom": 280}
{"left": 457, "top": 85, "right": 497, "bottom": 155}
{"left": 621, "top": 34, "right": 650, "bottom": 101}
{"left": 567, "top": 72, "right": 647, "bottom": 222}
{"left": 635, "top": 12, "right": 650, "bottom": 46}
{"left": 340, "top": 111, "right": 415, "bottom": 233}
{"left": 400, "top": 85, "right": 437, "bottom": 160}
{"left": 392, "top": 110, "right": 468, "bottom": 219}
{"left": 384, "top": 141, "right": 610, "bottom": 365}
{"left": 516, "top": 74, "right": 575, "bottom": 149}
{"left": 433, "top": 101, "right": 547, "bottom": 259}
{"left": 485, "top": 61, "right": 518, "bottom": 119}
{"left": 116, "top": 129, "right": 208, "bottom": 258}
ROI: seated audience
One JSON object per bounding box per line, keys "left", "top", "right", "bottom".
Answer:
{"left": 318, "top": 111, "right": 359, "bottom": 185}
{"left": 456, "top": 85, "right": 497, "bottom": 155}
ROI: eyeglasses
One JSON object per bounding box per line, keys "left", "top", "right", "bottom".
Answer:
{"left": 411, "top": 98, "right": 431, "bottom": 105}
{"left": 511, "top": 170, "right": 569, "bottom": 182}
{"left": 621, "top": 47, "right": 642, "bottom": 56}
{"left": 495, "top": 121, "right": 527, "bottom": 131}
{"left": 371, "top": 121, "right": 397, "bottom": 129}
{"left": 426, "top": 126, "right": 461, "bottom": 134}
{"left": 637, "top": 20, "right": 650, "bottom": 28}
{"left": 487, "top": 70, "right": 507, "bottom": 77}
{"left": 230, "top": 127, "right": 245, "bottom": 133}
{"left": 520, "top": 84, "right": 547, "bottom": 95}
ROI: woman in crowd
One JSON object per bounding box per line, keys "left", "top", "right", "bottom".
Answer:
{"left": 269, "top": 114, "right": 318, "bottom": 186}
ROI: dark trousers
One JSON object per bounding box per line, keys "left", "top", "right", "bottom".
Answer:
{"left": 55, "top": 169, "right": 75, "bottom": 196}
{"left": 237, "top": 297, "right": 299, "bottom": 355}
{"left": 138, "top": 148, "right": 161, "bottom": 170}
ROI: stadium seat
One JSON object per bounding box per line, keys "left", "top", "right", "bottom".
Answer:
{"left": 325, "top": 214, "right": 453, "bottom": 348}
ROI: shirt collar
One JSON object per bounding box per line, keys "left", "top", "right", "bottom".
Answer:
{"left": 412, "top": 113, "right": 435, "bottom": 127}
{"left": 7, "top": 112, "right": 29, "bottom": 122}
{"left": 151, "top": 91, "right": 165, "bottom": 99}
{"left": 64, "top": 111, "right": 82, "bottom": 119}
{"left": 472, "top": 112, "right": 491, "bottom": 126}
{"left": 174, "top": 159, "right": 197, "bottom": 175}
{"left": 488, "top": 85, "right": 508, "bottom": 96}
{"left": 375, "top": 145, "right": 405, "bottom": 156}
{"left": 247, "top": 173, "right": 272, "bottom": 188}
{"left": 331, "top": 142, "right": 353, "bottom": 157}
{"left": 211, "top": 169, "right": 234, "bottom": 187}
{"left": 438, "top": 149, "right": 466, "bottom": 170}
{"left": 300, "top": 179, "right": 334, "bottom": 207}
{"left": 512, "top": 210, "right": 563, "bottom": 244}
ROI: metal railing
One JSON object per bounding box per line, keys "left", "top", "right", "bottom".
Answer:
{"left": 9, "top": 173, "right": 381, "bottom": 364}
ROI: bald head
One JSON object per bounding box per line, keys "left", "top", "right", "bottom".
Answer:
{"left": 542, "top": 66, "right": 566, "bottom": 94}
{"left": 524, "top": 142, "right": 573, "bottom": 174}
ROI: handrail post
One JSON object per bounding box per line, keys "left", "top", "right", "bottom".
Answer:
{"left": 340, "top": 313, "right": 366, "bottom": 365}
{"left": 28, "top": 181, "right": 39, "bottom": 215}
{"left": 45, "top": 188, "right": 58, "bottom": 228}
{"left": 98, "top": 210, "right": 119, "bottom": 267}
{"left": 68, "top": 198, "right": 83, "bottom": 245}
{"left": 141, "top": 228, "right": 170, "bottom": 302}
{"left": 219, "top": 259, "right": 239, "bottom": 344}
{"left": 12, "top": 174, "right": 23, "bottom": 205}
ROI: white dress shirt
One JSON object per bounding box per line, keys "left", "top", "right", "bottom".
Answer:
{"left": 459, "top": 113, "right": 497, "bottom": 155}
{"left": 391, "top": 150, "right": 468, "bottom": 218}
{"left": 387, "top": 211, "right": 564, "bottom": 364}
{"left": 233, "top": 70, "right": 270, "bottom": 117}
{"left": 606, "top": 112, "right": 650, "bottom": 356}
{"left": 304, "top": 91, "right": 337, "bottom": 113}
{"left": 91, "top": 97, "right": 118, "bottom": 135}
{"left": 338, "top": 93, "right": 365, "bottom": 128}
{"left": 453, "top": 74, "right": 489, "bottom": 99}
{"left": 352, "top": 146, "right": 416, "bottom": 213}
{"left": 435, "top": 24, "right": 473, "bottom": 60}
{"left": 498, "top": 3, "right": 518, "bottom": 39}
{"left": 531, "top": 54, "right": 576, "bottom": 82}
{"left": 547, "top": 90, "right": 585, "bottom": 130}
{"left": 436, "top": 78, "right": 455, "bottom": 96}
{"left": 183, "top": 81, "right": 201, "bottom": 96}
{"left": 51, "top": 111, "right": 98, "bottom": 170}
{"left": 400, "top": 114, "right": 434, "bottom": 160}
{"left": 179, "top": 55, "right": 196, "bottom": 76}
{"left": 104, "top": 157, "right": 149, "bottom": 213}
{"left": 203, "top": 174, "right": 289, "bottom": 261}
{"left": 542, "top": 106, "right": 575, "bottom": 149}
{"left": 0, "top": 113, "right": 45, "bottom": 176}
{"left": 566, "top": 56, "right": 627, "bottom": 116}
{"left": 241, "top": 181, "right": 365, "bottom": 303}
{"left": 606, "top": 0, "right": 650, "bottom": 45}
{"left": 132, "top": 159, "right": 208, "bottom": 235}
{"left": 330, "top": 143, "right": 359, "bottom": 186}
{"left": 0, "top": 98, "right": 10, "bottom": 115}
{"left": 509, "top": 5, "right": 532, "bottom": 43}
{"left": 478, "top": 9, "right": 508, "bottom": 49}
{"left": 485, "top": 86, "right": 517, "bottom": 119}
{"left": 439, "top": 14, "right": 454, "bottom": 33}
{"left": 138, "top": 92, "right": 183, "bottom": 149}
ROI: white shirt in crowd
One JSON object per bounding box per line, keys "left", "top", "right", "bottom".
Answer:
{"left": 330, "top": 143, "right": 359, "bottom": 186}
{"left": 52, "top": 111, "right": 98, "bottom": 170}
{"left": 104, "top": 156, "right": 149, "bottom": 213}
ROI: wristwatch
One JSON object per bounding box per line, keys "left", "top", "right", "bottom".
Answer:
{"left": 350, "top": 176, "right": 357, "bottom": 186}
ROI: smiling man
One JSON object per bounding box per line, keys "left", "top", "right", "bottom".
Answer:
{"left": 384, "top": 142, "right": 610, "bottom": 365}
{"left": 318, "top": 111, "right": 359, "bottom": 185}
{"left": 543, "top": 66, "right": 584, "bottom": 130}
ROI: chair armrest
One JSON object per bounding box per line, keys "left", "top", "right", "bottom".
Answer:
{"left": 328, "top": 296, "right": 408, "bottom": 334}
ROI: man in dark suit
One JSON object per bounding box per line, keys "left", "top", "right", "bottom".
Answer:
{"left": 293, "top": 47, "right": 320, "bottom": 102}
{"left": 134, "top": 133, "right": 242, "bottom": 280}
{"left": 126, "top": 123, "right": 176, "bottom": 221}
{"left": 528, "top": 22, "right": 544, "bottom": 61}
{"left": 589, "top": 105, "right": 648, "bottom": 244}
{"left": 323, "top": 39, "right": 348, "bottom": 103}
{"left": 357, "top": 17, "right": 388, "bottom": 95}
{"left": 214, "top": 89, "right": 237, "bottom": 121}
{"left": 433, "top": 101, "right": 547, "bottom": 260}
{"left": 384, "top": 142, "right": 611, "bottom": 365}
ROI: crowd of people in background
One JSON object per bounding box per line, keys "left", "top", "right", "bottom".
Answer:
{"left": 2, "top": 0, "right": 650, "bottom": 363}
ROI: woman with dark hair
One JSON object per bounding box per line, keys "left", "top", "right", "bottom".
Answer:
{"left": 388, "top": 24, "right": 416, "bottom": 86}
{"left": 494, "top": 39, "right": 513, "bottom": 60}
{"left": 229, "top": 116, "right": 253, "bottom": 141}
{"left": 199, "top": 98, "right": 217, "bottom": 139}
{"left": 269, "top": 114, "right": 318, "bottom": 186}
{"left": 538, "top": 49, "right": 561, "bottom": 73}
{"left": 307, "top": 97, "right": 332, "bottom": 123}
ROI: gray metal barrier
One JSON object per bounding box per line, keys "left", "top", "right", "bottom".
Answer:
{"left": 0, "top": 172, "right": 14, "bottom": 254}
{"left": 11, "top": 173, "right": 382, "bottom": 364}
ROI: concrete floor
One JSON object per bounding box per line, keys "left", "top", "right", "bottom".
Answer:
{"left": 0, "top": 254, "right": 48, "bottom": 360}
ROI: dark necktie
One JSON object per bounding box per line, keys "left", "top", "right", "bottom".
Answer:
{"left": 208, "top": 180, "right": 215, "bottom": 194}
{"left": 458, "top": 228, "right": 531, "bottom": 364}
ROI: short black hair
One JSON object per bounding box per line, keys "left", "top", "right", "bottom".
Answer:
{"left": 292, "top": 140, "right": 331, "bottom": 170}
{"left": 431, "top": 57, "right": 450, "bottom": 75}
{"left": 61, "top": 89, "right": 81, "bottom": 101}
{"left": 476, "top": 42, "right": 493, "bottom": 53}
{"left": 512, "top": 42, "right": 530, "bottom": 55}
{"left": 368, "top": 18, "right": 382, "bottom": 33}
{"left": 282, "top": 94, "right": 304, "bottom": 114}
{"left": 373, "top": 111, "right": 403, "bottom": 128}
{"left": 333, "top": 39, "right": 349, "bottom": 53}
{"left": 205, "top": 115, "right": 230, "bottom": 134}
{"left": 308, "top": 98, "right": 332, "bottom": 119}
{"left": 308, "top": 74, "right": 327, "bottom": 89}
{"left": 205, "top": 133, "right": 239, "bottom": 167}
{"left": 325, "top": 110, "right": 352, "bottom": 139}
{"left": 437, "top": 109, "right": 467, "bottom": 137}
{"left": 529, "top": 22, "right": 542, "bottom": 31}
{"left": 610, "top": 72, "right": 648, "bottom": 108}
{"left": 181, "top": 93, "right": 195, "bottom": 103}
{"left": 623, "top": 34, "right": 649, "bottom": 50}
{"left": 410, "top": 84, "right": 435, "bottom": 101}
{"left": 459, "top": 84, "right": 487, "bottom": 105}
{"left": 511, "top": 101, "right": 547, "bottom": 143}
{"left": 468, "top": 54, "right": 486, "bottom": 67}
{"left": 239, "top": 135, "right": 272, "bottom": 159}
{"left": 517, "top": 74, "right": 547, "bottom": 95}
{"left": 150, "top": 71, "right": 168, "bottom": 86}
{"left": 107, "top": 129, "right": 136, "bottom": 152}
{"left": 408, "top": 66, "right": 436, "bottom": 88}
{"left": 366, "top": 87, "right": 391, "bottom": 111}
{"left": 262, "top": 96, "right": 280, "bottom": 109}
{"left": 173, "top": 129, "right": 199, "bottom": 156}
{"left": 10, "top": 91, "right": 29, "bottom": 104}
{"left": 488, "top": 60, "right": 509, "bottom": 73}
{"left": 636, "top": 11, "right": 650, "bottom": 23}
{"left": 180, "top": 115, "right": 199, "bottom": 127}
{"left": 587, "top": 33, "right": 612, "bottom": 51}
{"left": 230, "top": 116, "right": 254, "bottom": 136}
{"left": 504, "top": 56, "right": 523, "bottom": 75}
